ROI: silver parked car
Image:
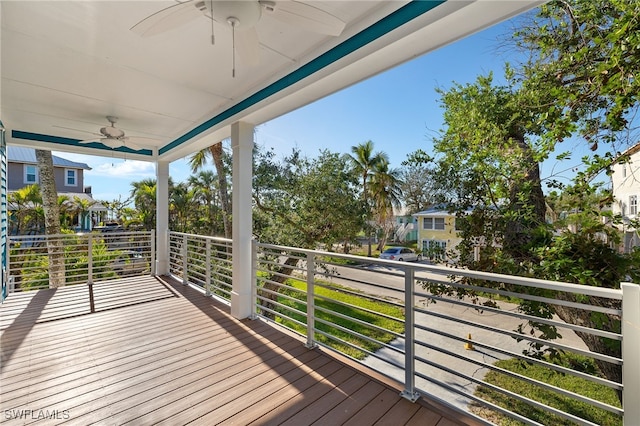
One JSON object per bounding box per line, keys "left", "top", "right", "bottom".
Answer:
{"left": 379, "top": 247, "right": 422, "bottom": 262}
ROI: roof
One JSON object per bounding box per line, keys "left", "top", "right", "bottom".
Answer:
{"left": 413, "top": 206, "right": 475, "bottom": 217}
{"left": 7, "top": 146, "right": 91, "bottom": 170}
{"left": 413, "top": 207, "right": 456, "bottom": 217}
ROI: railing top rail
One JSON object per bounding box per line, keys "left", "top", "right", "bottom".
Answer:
{"left": 8, "top": 230, "right": 154, "bottom": 240}
{"left": 255, "top": 242, "right": 624, "bottom": 300}
{"left": 168, "top": 231, "right": 231, "bottom": 243}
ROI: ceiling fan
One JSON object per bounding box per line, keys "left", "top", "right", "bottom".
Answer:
{"left": 69, "top": 116, "right": 157, "bottom": 150}
{"left": 131, "top": 0, "right": 346, "bottom": 76}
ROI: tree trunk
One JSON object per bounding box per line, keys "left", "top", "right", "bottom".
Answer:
{"left": 553, "top": 295, "right": 622, "bottom": 403}
{"left": 35, "top": 150, "right": 65, "bottom": 288}
{"left": 210, "top": 143, "right": 232, "bottom": 239}
{"left": 258, "top": 256, "right": 298, "bottom": 320}
{"left": 504, "top": 135, "right": 546, "bottom": 260}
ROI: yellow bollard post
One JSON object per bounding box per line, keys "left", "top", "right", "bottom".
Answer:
{"left": 464, "top": 333, "right": 474, "bottom": 351}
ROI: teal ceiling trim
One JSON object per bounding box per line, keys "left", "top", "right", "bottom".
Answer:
{"left": 159, "top": 0, "right": 446, "bottom": 156}
{"left": 11, "top": 131, "right": 154, "bottom": 156}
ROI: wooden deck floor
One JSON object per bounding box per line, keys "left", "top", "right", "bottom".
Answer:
{"left": 1, "top": 276, "right": 475, "bottom": 425}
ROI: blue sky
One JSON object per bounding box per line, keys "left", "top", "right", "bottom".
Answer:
{"left": 58, "top": 15, "right": 597, "bottom": 203}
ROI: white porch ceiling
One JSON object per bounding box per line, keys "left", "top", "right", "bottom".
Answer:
{"left": 1, "top": 1, "right": 543, "bottom": 162}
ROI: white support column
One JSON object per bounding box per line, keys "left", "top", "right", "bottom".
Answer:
{"left": 231, "top": 121, "right": 254, "bottom": 319}
{"left": 156, "top": 160, "right": 170, "bottom": 276}
{"left": 622, "top": 282, "right": 640, "bottom": 425}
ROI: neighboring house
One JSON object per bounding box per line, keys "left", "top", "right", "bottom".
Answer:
{"left": 7, "top": 146, "right": 106, "bottom": 233}
{"left": 610, "top": 142, "right": 640, "bottom": 252}
{"left": 393, "top": 207, "right": 418, "bottom": 243}
{"left": 413, "top": 207, "right": 464, "bottom": 261}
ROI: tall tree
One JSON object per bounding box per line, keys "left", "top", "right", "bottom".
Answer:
{"left": 432, "top": 74, "right": 547, "bottom": 260}
{"left": 369, "top": 160, "right": 403, "bottom": 250}
{"left": 399, "top": 150, "right": 439, "bottom": 214}
{"left": 189, "top": 143, "right": 231, "bottom": 238}
{"left": 35, "top": 149, "right": 65, "bottom": 288}
{"left": 348, "top": 140, "right": 389, "bottom": 256}
{"left": 130, "top": 178, "right": 157, "bottom": 230}
{"left": 253, "top": 147, "right": 365, "bottom": 317}
{"left": 513, "top": 0, "right": 640, "bottom": 150}
{"left": 188, "top": 170, "right": 221, "bottom": 235}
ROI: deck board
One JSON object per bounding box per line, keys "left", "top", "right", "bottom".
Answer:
{"left": 1, "top": 275, "right": 475, "bottom": 425}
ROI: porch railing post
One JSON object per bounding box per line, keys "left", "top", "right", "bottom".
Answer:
{"left": 401, "top": 267, "right": 419, "bottom": 402}
{"left": 250, "top": 238, "right": 257, "bottom": 319}
{"left": 305, "top": 252, "right": 317, "bottom": 349}
{"left": 6, "top": 236, "right": 11, "bottom": 294}
{"left": 150, "top": 231, "right": 156, "bottom": 276}
{"left": 87, "top": 233, "right": 93, "bottom": 284}
{"left": 622, "top": 282, "right": 640, "bottom": 425}
{"left": 182, "top": 234, "right": 188, "bottom": 285}
{"left": 205, "top": 238, "right": 211, "bottom": 297}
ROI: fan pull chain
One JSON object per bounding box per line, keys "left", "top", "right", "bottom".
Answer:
{"left": 231, "top": 23, "right": 236, "bottom": 78}
{"left": 209, "top": 0, "right": 215, "bottom": 45}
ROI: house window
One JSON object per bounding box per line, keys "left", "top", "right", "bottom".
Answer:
{"left": 65, "top": 169, "right": 77, "bottom": 187}
{"left": 24, "top": 165, "right": 37, "bottom": 184}
{"left": 630, "top": 195, "right": 638, "bottom": 216}
{"left": 422, "top": 239, "right": 447, "bottom": 260}
{"left": 422, "top": 217, "right": 445, "bottom": 230}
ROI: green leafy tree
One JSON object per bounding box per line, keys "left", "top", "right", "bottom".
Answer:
{"left": 253, "top": 147, "right": 365, "bottom": 317}
{"left": 513, "top": 0, "right": 640, "bottom": 149}
{"left": 424, "top": 70, "right": 639, "bottom": 403}
{"left": 399, "top": 150, "right": 439, "bottom": 214}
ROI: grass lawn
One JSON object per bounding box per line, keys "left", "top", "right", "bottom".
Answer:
{"left": 473, "top": 354, "right": 622, "bottom": 425}
{"left": 272, "top": 276, "right": 405, "bottom": 359}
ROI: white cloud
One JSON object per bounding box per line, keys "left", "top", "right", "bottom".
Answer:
{"left": 89, "top": 160, "right": 156, "bottom": 178}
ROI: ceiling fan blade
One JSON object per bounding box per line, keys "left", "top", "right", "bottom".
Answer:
{"left": 265, "top": 1, "right": 345, "bottom": 36}
{"left": 53, "top": 125, "right": 102, "bottom": 137}
{"left": 124, "top": 136, "right": 161, "bottom": 150}
{"left": 131, "top": 1, "right": 205, "bottom": 37}
{"left": 235, "top": 27, "right": 260, "bottom": 67}
{"left": 78, "top": 138, "right": 102, "bottom": 144}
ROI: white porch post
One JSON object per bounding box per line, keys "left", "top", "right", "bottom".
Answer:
{"left": 622, "top": 282, "right": 640, "bottom": 425}
{"left": 231, "top": 121, "right": 254, "bottom": 319}
{"left": 156, "top": 160, "right": 170, "bottom": 276}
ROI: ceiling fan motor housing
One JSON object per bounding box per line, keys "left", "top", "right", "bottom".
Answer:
{"left": 212, "top": 1, "right": 262, "bottom": 29}
{"left": 101, "top": 125, "right": 125, "bottom": 139}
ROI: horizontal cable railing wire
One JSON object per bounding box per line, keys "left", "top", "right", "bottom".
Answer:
{"left": 168, "top": 232, "right": 232, "bottom": 301}
{"left": 8, "top": 231, "right": 153, "bottom": 291}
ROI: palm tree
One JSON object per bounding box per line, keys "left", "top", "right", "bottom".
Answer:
{"left": 57, "top": 195, "right": 72, "bottom": 230}
{"left": 369, "top": 160, "right": 403, "bottom": 251}
{"left": 189, "top": 143, "right": 231, "bottom": 238}
{"left": 188, "top": 170, "right": 219, "bottom": 234}
{"left": 348, "top": 140, "right": 389, "bottom": 256}
{"left": 35, "top": 149, "right": 65, "bottom": 288}
{"left": 169, "top": 182, "right": 198, "bottom": 232}
{"left": 69, "top": 196, "right": 96, "bottom": 230}
{"left": 130, "top": 178, "right": 157, "bottom": 230}
{"left": 8, "top": 184, "right": 41, "bottom": 234}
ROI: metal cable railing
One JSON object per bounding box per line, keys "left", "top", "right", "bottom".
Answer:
{"left": 7, "top": 230, "right": 154, "bottom": 291}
